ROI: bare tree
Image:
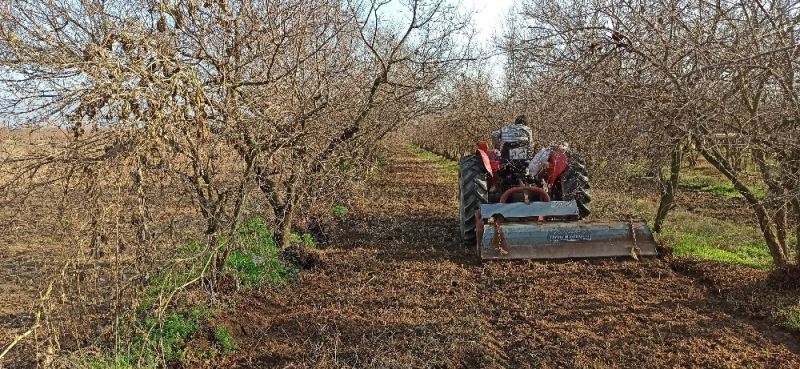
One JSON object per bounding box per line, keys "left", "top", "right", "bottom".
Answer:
{"left": 0, "top": 0, "right": 474, "bottom": 364}
{"left": 499, "top": 0, "right": 800, "bottom": 268}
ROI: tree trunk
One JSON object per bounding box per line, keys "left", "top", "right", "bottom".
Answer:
{"left": 278, "top": 199, "right": 297, "bottom": 249}
{"left": 776, "top": 203, "right": 789, "bottom": 259}
{"left": 694, "top": 139, "right": 789, "bottom": 268}
{"left": 752, "top": 148, "right": 792, "bottom": 267}
{"left": 754, "top": 203, "right": 789, "bottom": 269}
{"left": 272, "top": 175, "right": 299, "bottom": 249}
{"left": 218, "top": 154, "right": 256, "bottom": 271}
{"left": 653, "top": 143, "right": 683, "bottom": 233}
{"left": 793, "top": 198, "right": 800, "bottom": 266}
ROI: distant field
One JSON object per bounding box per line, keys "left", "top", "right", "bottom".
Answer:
{"left": 0, "top": 126, "right": 70, "bottom": 141}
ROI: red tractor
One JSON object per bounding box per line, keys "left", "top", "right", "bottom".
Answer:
{"left": 458, "top": 140, "right": 657, "bottom": 260}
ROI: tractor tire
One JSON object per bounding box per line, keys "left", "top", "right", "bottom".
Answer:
{"left": 561, "top": 153, "right": 592, "bottom": 219}
{"left": 459, "top": 154, "right": 488, "bottom": 247}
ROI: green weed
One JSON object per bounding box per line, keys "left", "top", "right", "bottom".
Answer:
{"left": 137, "top": 240, "right": 216, "bottom": 313}
{"left": 289, "top": 231, "right": 316, "bottom": 248}
{"left": 87, "top": 218, "right": 295, "bottom": 368}
{"left": 777, "top": 305, "right": 800, "bottom": 332}
{"left": 226, "top": 217, "right": 297, "bottom": 288}
{"left": 85, "top": 307, "right": 210, "bottom": 368}
{"left": 214, "top": 325, "right": 236, "bottom": 355}
{"left": 105, "top": 238, "right": 220, "bottom": 368}
{"left": 618, "top": 163, "right": 774, "bottom": 268}
{"left": 99, "top": 240, "right": 213, "bottom": 367}
{"left": 337, "top": 159, "right": 356, "bottom": 174}
{"left": 149, "top": 308, "right": 207, "bottom": 363}
{"left": 333, "top": 205, "right": 349, "bottom": 217}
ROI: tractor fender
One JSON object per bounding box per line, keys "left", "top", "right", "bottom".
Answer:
{"left": 546, "top": 149, "right": 568, "bottom": 186}
{"left": 476, "top": 149, "right": 495, "bottom": 177}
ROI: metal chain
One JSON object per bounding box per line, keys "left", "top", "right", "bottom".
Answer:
{"left": 490, "top": 217, "right": 510, "bottom": 256}
{"left": 629, "top": 217, "right": 640, "bottom": 261}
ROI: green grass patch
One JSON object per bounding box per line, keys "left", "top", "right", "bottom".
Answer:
{"left": 679, "top": 168, "right": 766, "bottom": 199}
{"left": 333, "top": 205, "right": 349, "bottom": 217}
{"left": 225, "top": 217, "right": 298, "bottom": 288}
{"left": 288, "top": 231, "right": 316, "bottom": 248}
{"left": 138, "top": 241, "right": 213, "bottom": 313}
{"left": 777, "top": 304, "right": 800, "bottom": 332}
{"left": 408, "top": 145, "right": 458, "bottom": 176}
{"left": 93, "top": 217, "right": 299, "bottom": 367}
{"left": 85, "top": 307, "right": 210, "bottom": 368}
{"left": 629, "top": 160, "right": 777, "bottom": 267}
{"left": 214, "top": 325, "right": 236, "bottom": 355}
{"left": 148, "top": 308, "right": 209, "bottom": 363}
{"left": 658, "top": 210, "right": 772, "bottom": 269}
{"left": 121, "top": 241, "right": 216, "bottom": 367}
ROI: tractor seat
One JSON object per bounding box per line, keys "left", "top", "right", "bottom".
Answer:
{"left": 500, "top": 141, "right": 531, "bottom": 161}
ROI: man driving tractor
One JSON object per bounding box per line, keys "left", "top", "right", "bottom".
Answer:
{"left": 487, "top": 114, "right": 569, "bottom": 189}
{"left": 490, "top": 114, "right": 533, "bottom": 155}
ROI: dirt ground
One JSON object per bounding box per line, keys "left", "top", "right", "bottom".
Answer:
{"left": 0, "top": 154, "right": 72, "bottom": 368}
{"left": 1, "top": 128, "right": 77, "bottom": 336}
{"left": 210, "top": 145, "right": 800, "bottom": 369}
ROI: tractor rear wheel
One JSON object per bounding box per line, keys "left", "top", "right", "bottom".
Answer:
{"left": 459, "top": 154, "right": 488, "bottom": 247}
{"left": 561, "top": 153, "right": 592, "bottom": 219}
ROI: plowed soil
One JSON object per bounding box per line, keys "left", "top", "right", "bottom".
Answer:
{"left": 217, "top": 145, "right": 800, "bottom": 369}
